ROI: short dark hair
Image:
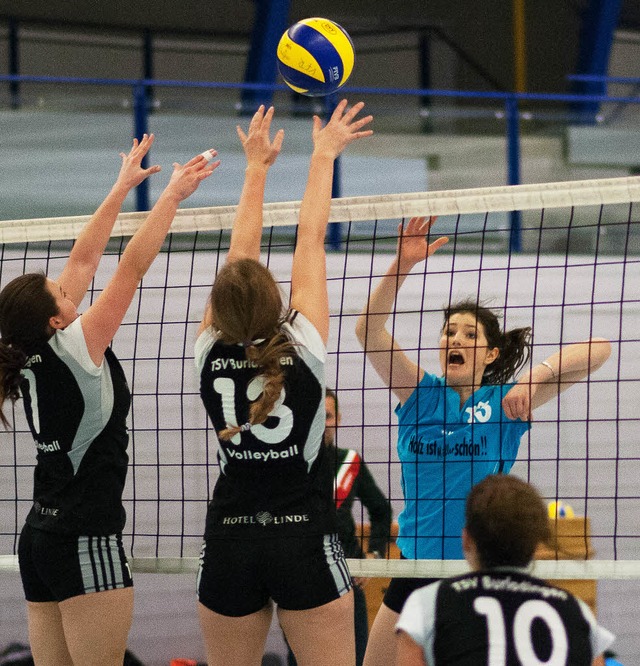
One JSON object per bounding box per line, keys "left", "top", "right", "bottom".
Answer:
{"left": 325, "top": 387, "right": 339, "bottom": 415}
{"left": 465, "top": 474, "right": 550, "bottom": 568}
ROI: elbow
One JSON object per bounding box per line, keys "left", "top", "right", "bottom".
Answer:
{"left": 355, "top": 314, "right": 368, "bottom": 347}
{"left": 591, "top": 337, "right": 612, "bottom": 368}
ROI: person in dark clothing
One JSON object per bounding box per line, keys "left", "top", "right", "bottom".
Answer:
{"left": 287, "top": 387, "right": 392, "bottom": 666}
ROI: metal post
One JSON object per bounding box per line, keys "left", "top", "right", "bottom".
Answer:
{"left": 8, "top": 18, "right": 20, "bottom": 109}
{"left": 326, "top": 96, "right": 342, "bottom": 251}
{"left": 133, "top": 82, "right": 150, "bottom": 212}
{"left": 505, "top": 96, "right": 521, "bottom": 252}
{"left": 242, "top": 0, "right": 291, "bottom": 111}
{"left": 142, "top": 28, "right": 154, "bottom": 113}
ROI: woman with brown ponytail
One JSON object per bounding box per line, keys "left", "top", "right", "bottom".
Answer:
{"left": 0, "top": 134, "right": 218, "bottom": 665}
{"left": 194, "top": 101, "right": 373, "bottom": 666}
{"left": 355, "top": 216, "right": 612, "bottom": 666}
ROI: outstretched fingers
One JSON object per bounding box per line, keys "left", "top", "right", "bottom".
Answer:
{"left": 237, "top": 104, "right": 285, "bottom": 167}
{"left": 117, "top": 133, "right": 161, "bottom": 186}
{"left": 397, "top": 216, "right": 448, "bottom": 264}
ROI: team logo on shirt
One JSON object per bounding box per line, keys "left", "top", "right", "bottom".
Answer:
{"left": 465, "top": 400, "right": 492, "bottom": 423}
{"left": 256, "top": 511, "right": 274, "bottom": 526}
{"left": 33, "top": 501, "right": 59, "bottom": 517}
{"left": 220, "top": 511, "right": 310, "bottom": 526}
{"left": 35, "top": 439, "right": 61, "bottom": 453}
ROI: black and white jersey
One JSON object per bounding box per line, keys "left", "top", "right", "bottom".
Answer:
{"left": 20, "top": 317, "right": 131, "bottom": 535}
{"left": 396, "top": 569, "right": 615, "bottom": 665}
{"left": 195, "top": 310, "right": 336, "bottom": 538}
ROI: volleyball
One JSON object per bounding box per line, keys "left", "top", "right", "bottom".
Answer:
{"left": 276, "top": 17, "right": 355, "bottom": 96}
{"left": 548, "top": 500, "right": 575, "bottom": 519}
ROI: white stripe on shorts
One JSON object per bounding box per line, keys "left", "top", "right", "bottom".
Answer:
{"left": 78, "top": 535, "right": 126, "bottom": 593}
{"left": 323, "top": 533, "right": 352, "bottom": 596}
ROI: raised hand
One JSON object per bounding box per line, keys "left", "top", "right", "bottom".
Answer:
{"left": 311, "top": 99, "right": 373, "bottom": 160}
{"left": 165, "top": 153, "right": 220, "bottom": 202}
{"left": 237, "top": 105, "right": 285, "bottom": 170}
{"left": 397, "top": 216, "right": 448, "bottom": 268}
{"left": 115, "top": 133, "right": 162, "bottom": 190}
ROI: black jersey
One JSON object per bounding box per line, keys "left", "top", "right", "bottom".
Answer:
{"left": 195, "top": 310, "right": 337, "bottom": 538}
{"left": 328, "top": 445, "right": 391, "bottom": 558}
{"left": 19, "top": 317, "right": 131, "bottom": 535}
{"left": 396, "top": 569, "right": 614, "bottom": 665}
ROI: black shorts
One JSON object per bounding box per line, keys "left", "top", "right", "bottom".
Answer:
{"left": 18, "top": 524, "right": 133, "bottom": 603}
{"left": 197, "top": 533, "right": 352, "bottom": 617}
{"left": 383, "top": 576, "right": 439, "bottom": 614}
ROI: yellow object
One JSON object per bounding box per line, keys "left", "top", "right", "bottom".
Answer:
{"left": 548, "top": 500, "right": 575, "bottom": 519}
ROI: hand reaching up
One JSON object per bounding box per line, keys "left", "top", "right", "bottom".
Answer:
{"left": 165, "top": 152, "right": 220, "bottom": 203}
{"left": 396, "top": 216, "right": 448, "bottom": 269}
{"left": 311, "top": 99, "right": 373, "bottom": 160}
{"left": 115, "top": 133, "right": 161, "bottom": 191}
{"left": 237, "top": 105, "right": 285, "bottom": 171}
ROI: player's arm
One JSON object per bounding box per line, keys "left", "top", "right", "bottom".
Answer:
{"left": 198, "top": 106, "right": 283, "bottom": 336}
{"left": 355, "top": 216, "right": 448, "bottom": 404}
{"left": 502, "top": 338, "right": 612, "bottom": 421}
{"left": 396, "top": 631, "right": 428, "bottom": 666}
{"left": 226, "top": 105, "right": 284, "bottom": 265}
{"left": 82, "top": 154, "right": 218, "bottom": 365}
{"left": 290, "top": 100, "right": 372, "bottom": 344}
{"left": 58, "top": 134, "right": 161, "bottom": 306}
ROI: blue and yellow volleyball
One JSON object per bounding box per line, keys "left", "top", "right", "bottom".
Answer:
{"left": 276, "top": 18, "right": 355, "bottom": 97}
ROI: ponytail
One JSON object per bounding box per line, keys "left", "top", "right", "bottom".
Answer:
{"left": 0, "top": 272, "right": 57, "bottom": 430}
{"left": 217, "top": 331, "right": 295, "bottom": 441}
{"left": 0, "top": 340, "right": 27, "bottom": 429}
{"left": 484, "top": 326, "right": 531, "bottom": 385}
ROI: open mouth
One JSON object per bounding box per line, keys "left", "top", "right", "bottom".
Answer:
{"left": 448, "top": 351, "right": 465, "bottom": 365}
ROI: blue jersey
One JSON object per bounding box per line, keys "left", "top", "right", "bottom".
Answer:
{"left": 395, "top": 371, "right": 530, "bottom": 559}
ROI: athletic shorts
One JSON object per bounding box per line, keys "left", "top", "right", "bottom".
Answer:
{"left": 197, "top": 533, "right": 352, "bottom": 617}
{"left": 383, "top": 576, "right": 438, "bottom": 614}
{"left": 18, "top": 523, "right": 133, "bottom": 603}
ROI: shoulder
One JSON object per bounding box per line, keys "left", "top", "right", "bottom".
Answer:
{"left": 281, "top": 310, "right": 326, "bottom": 363}
{"left": 396, "top": 580, "right": 442, "bottom": 642}
{"left": 395, "top": 370, "right": 443, "bottom": 418}
{"left": 194, "top": 326, "right": 220, "bottom": 372}
{"left": 50, "top": 317, "right": 101, "bottom": 376}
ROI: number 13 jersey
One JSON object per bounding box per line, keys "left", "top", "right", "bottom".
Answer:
{"left": 195, "top": 310, "right": 337, "bottom": 539}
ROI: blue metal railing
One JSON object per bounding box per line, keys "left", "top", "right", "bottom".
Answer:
{"left": 3, "top": 73, "right": 640, "bottom": 250}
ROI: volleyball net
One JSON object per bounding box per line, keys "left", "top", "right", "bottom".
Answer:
{"left": 1, "top": 175, "right": 639, "bottom": 580}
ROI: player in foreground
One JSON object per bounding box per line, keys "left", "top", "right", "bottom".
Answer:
{"left": 194, "top": 101, "right": 373, "bottom": 666}
{"left": 0, "top": 135, "right": 218, "bottom": 665}
{"left": 396, "top": 474, "right": 614, "bottom": 665}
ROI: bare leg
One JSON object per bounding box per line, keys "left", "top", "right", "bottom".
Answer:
{"left": 59, "top": 587, "right": 134, "bottom": 666}
{"left": 198, "top": 601, "right": 273, "bottom": 666}
{"left": 279, "top": 591, "right": 355, "bottom": 666}
{"left": 27, "top": 601, "right": 74, "bottom": 666}
{"left": 362, "top": 603, "right": 400, "bottom": 666}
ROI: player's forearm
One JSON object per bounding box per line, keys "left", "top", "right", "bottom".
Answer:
{"left": 68, "top": 182, "right": 131, "bottom": 271}
{"left": 120, "top": 190, "right": 181, "bottom": 279}
{"left": 297, "top": 152, "right": 334, "bottom": 246}
{"left": 522, "top": 338, "right": 611, "bottom": 386}
{"left": 356, "top": 256, "right": 411, "bottom": 345}
{"left": 227, "top": 166, "right": 269, "bottom": 263}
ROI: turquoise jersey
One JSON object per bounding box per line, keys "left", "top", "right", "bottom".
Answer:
{"left": 395, "top": 371, "right": 530, "bottom": 559}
